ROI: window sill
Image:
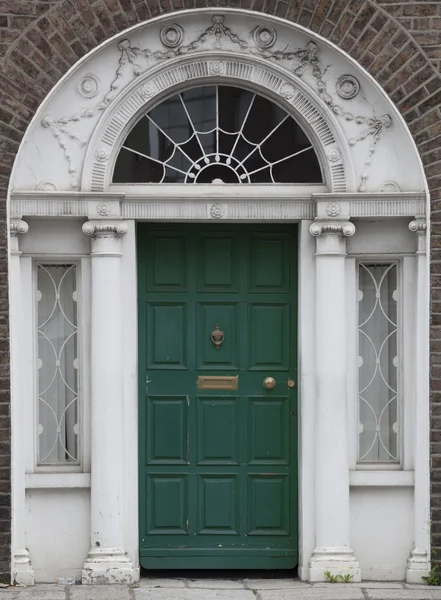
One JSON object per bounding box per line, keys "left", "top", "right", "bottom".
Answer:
{"left": 349, "top": 470, "right": 414, "bottom": 487}
{"left": 25, "top": 473, "right": 91, "bottom": 489}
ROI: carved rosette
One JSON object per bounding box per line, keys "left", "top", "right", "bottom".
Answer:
{"left": 160, "top": 24, "right": 184, "bottom": 48}
{"left": 78, "top": 74, "right": 100, "bottom": 98}
{"left": 327, "top": 149, "right": 341, "bottom": 163}
{"left": 140, "top": 84, "right": 156, "bottom": 99}
{"left": 336, "top": 74, "right": 360, "bottom": 100}
{"left": 253, "top": 25, "right": 277, "bottom": 48}
{"left": 95, "top": 149, "right": 109, "bottom": 163}
{"left": 210, "top": 204, "right": 225, "bottom": 219}
{"left": 279, "top": 83, "right": 296, "bottom": 100}
{"left": 326, "top": 202, "right": 341, "bottom": 217}
{"left": 96, "top": 202, "right": 111, "bottom": 216}
{"left": 209, "top": 61, "right": 224, "bottom": 76}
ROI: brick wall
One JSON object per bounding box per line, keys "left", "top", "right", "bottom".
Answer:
{"left": 0, "top": 0, "right": 440, "bottom": 581}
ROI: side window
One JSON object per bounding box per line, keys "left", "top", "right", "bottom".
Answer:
{"left": 357, "top": 262, "right": 399, "bottom": 464}
{"left": 36, "top": 263, "right": 80, "bottom": 466}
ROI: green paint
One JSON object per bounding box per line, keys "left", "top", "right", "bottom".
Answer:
{"left": 138, "top": 224, "right": 298, "bottom": 569}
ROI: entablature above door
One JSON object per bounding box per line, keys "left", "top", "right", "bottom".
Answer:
{"left": 9, "top": 189, "right": 426, "bottom": 223}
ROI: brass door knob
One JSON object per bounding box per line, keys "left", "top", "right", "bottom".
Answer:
{"left": 263, "top": 377, "right": 276, "bottom": 389}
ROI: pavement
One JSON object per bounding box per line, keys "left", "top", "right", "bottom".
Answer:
{"left": 3, "top": 579, "right": 441, "bottom": 600}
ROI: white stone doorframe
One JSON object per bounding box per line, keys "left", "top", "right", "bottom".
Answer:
{"left": 8, "top": 199, "right": 429, "bottom": 584}
{"left": 7, "top": 7, "right": 430, "bottom": 586}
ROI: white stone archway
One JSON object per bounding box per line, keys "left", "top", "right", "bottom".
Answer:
{"left": 8, "top": 8, "right": 430, "bottom": 586}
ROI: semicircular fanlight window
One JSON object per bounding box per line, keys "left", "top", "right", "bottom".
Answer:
{"left": 112, "top": 85, "right": 323, "bottom": 184}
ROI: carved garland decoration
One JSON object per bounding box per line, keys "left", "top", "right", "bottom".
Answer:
{"left": 41, "top": 15, "right": 392, "bottom": 192}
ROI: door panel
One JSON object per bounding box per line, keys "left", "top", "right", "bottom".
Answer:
{"left": 138, "top": 224, "right": 298, "bottom": 569}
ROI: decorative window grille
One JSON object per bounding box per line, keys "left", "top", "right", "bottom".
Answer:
{"left": 357, "top": 263, "right": 399, "bottom": 463}
{"left": 113, "top": 85, "right": 323, "bottom": 184}
{"left": 36, "top": 264, "right": 79, "bottom": 466}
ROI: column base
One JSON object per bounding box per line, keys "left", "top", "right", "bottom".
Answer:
{"left": 309, "top": 546, "right": 361, "bottom": 582}
{"left": 406, "top": 548, "right": 430, "bottom": 584}
{"left": 13, "top": 549, "right": 34, "bottom": 586}
{"left": 82, "top": 547, "right": 139, "bottom": 585}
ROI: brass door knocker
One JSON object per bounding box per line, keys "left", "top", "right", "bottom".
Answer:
{"left": 210, "top": 324, "right": 225, "bottom": 350}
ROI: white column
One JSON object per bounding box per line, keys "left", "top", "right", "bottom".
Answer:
{"left": 81, "top": 221, "right": 139, "bottom": 585}
{"left": 10, "top": 219, "right": 34, "bottom": 585}
{"left": 406, "top": 219, "right": 431, "bottom": 583}
{"left": 308, "top": 221, "right": 361, "bottom": 582}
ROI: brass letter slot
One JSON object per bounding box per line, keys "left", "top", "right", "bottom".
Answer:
{"left": 197, "top": 375, "right": 238, "bottom": 390}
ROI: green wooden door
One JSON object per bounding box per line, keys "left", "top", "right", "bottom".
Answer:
{"left": 138, "top": 224, "right": 298, "bottom": 569}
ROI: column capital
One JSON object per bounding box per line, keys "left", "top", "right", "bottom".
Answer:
{"left": 309, "top": 221, "right": 356, "bottom": 238}
{"left": 409, "top": 218, "right": 427, "bottom": 254}
{"left": 82, "top": 220, "right": 128, "bottom": 237}
{"left": 409, "top": 218, "right": 427, "bottom": 234}
{"left": 9, "top": 219, "right": 29, "bottom": 256}
{"left": 9, "top": 219, "right": 29, "bottom": 237}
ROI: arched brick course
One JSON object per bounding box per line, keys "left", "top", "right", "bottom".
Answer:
{"left": 0, "top": 0, "right": 440, "bottom": 581}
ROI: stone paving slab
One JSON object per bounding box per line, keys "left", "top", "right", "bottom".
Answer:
{"left": 7, "top": 580, "right": 441, "bottom": 599}
{"left": 366, "top": 591, "right": 441, "bottom": 599}
{"left": 2, "top": 593, "right": 66, "bottom": 600}
{"left": 406, "top": 586, "right": 441, "bottom": 590}
{"left": 314, "top": 582, "right": 405, "bottom": 589}
{"left": 186, "top": 579, "right": 245, "bottom": 589}
{"left": 257, "top": 588, "right": 365, "bottom": 600}
{"left": 132, "top": 589, "right": 255, "bottom": 599}
{"left": 139, "top": 579, "right": 187, "bottom": 588}
{"left": 245, "top": 578, "right": 309, "bottom": 589}
{"left": 69, "top": 584, "right": 131, "bottom": 599}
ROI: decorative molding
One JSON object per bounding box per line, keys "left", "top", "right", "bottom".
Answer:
{"left": 409, "top": 219, "right": 427, "bottom": 234}
{"left": 326, "top": 202, "right": 341, "bottom": 217}
{"left": 253, "top": 25, "right": 277, "bottom": 49}
{"left": 309, "top": 221, "right": 355, "bottom": 238}
{"left": 350, "top": 199, "right": 425, "bottom": 218}
{"left": 9, "top": 219, "right": 29, "bottom": 237}
{"left": 379, "top": 181, "right": 401, "bottom": 193}
{"left": 210, "top": 203, "right": 225, "bottom": 219}
{"left": 78, "top": 74, "right": 100, "bottom": 98}
{"left": 89, "top": 58, "right": 347, "bottom": 192}
{"left": 349, "top": 470, "right": 414, "bottom": 487}
{"left": 123, "top": 201, "right": 315, "bottom": 220}
{"left": 9, "top": 191, "right": 426, "bottom": 221}
{"left": 36, "top": 181, "right": 57, "bottom": 191}
{"left": 95, "top": 149, "right": 109, "bottom": 163}
{"left": 13, "top": 548, "right": 34, "bottom": 586}
{"left": 160, "top": 24, "right": 184, "bottom": 48}
{"left": 336, "top": 75, "right": 360, "bottom": 100}
{"left": 327, "top": 149, "right": 341, "bottom": 163}
{"left": 9, "top": 219, "right": 29, "bottom": 257}
{"left": 409, "top": 218, "right": 427, "bottom": 254}
{"left": 96, "top": 202, "right": 111, "bottom": 216}
{"left": 279, "top": 83, "right": 296, "bottom": 99}
{"left": 82, "top": 220, "right": 128, "bottom": 237}
{"left": 40, "top": 14, "right": 391, "bottom": 191}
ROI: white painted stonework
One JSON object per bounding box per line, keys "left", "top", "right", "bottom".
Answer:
{"left": 8, "top": 9, "right": 430, "bottom": 585}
